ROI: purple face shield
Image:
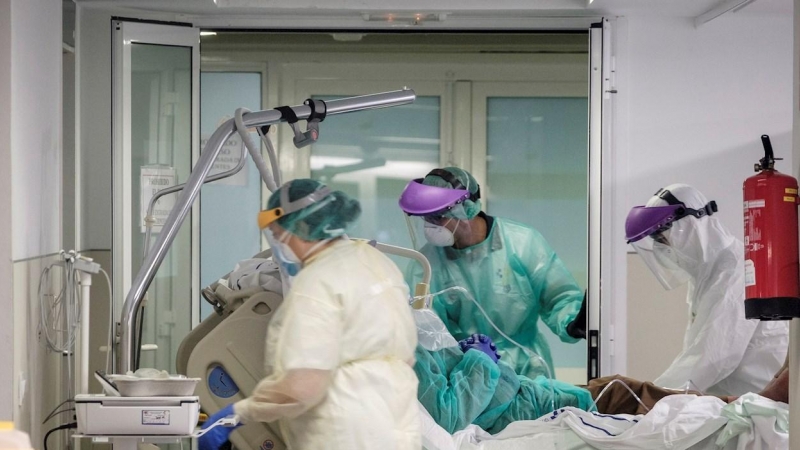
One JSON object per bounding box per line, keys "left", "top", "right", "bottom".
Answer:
{"left": 398, "top": 179, "right": 471, "bottom": 216}
{"left": 625, "top": 205, "right": 685, "bottom": 244}
{"left": 625, "top": 189, "right": 718, "bottom": 244}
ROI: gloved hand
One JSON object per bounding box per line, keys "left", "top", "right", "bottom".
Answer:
{"left": 458, "top": 333, "right": 500, "bottom": 363}
{"left": 198, "top": 404, "right": 242, "bottom": 450}
{"left": 566, "top": 292, "right": 587, "bottom": 340}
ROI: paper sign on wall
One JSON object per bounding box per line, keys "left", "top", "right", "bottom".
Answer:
{"left": 141, "top": 166, "right": 178, "bottom": 234}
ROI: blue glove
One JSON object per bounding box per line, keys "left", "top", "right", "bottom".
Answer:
{"left": 198, "top": 404, "right": 242, "bottom": 450}
{"left": 458, "top": 333, "right": 500, "bottom": 363}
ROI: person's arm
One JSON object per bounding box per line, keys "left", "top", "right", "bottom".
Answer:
{"left": 520, "top": 229, "right": 584, "bottom": 343}
{"left": 654, "top": 279, "right": 757, "bottom": 393}
{"left": 759, "top": 367, "right": 789, "bottom": 403}
{"left": 234, "top": 292, "right": 341, "bottom": 423}
{"left": 414, "top": 345, "right": 501, "bottom": 434}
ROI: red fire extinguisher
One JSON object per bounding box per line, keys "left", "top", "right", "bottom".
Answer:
{"left": 743, "top": 135, "right": 800, "bottom": 319}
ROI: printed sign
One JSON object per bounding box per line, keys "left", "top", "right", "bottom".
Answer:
{"left": 142, "top": 410, "right": 170, "bottom": 425}
{"left": 140, "top": 166, "right": 178, "bottom": 234}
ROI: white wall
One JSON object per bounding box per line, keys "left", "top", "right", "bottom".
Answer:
{"left": 617, "top": 13, "right": 794, "bottom": 376}
{"left": 11, "top": 0, "right": 63, "bottom": 261}
{"left": 8, "top": 0, "right": 64, "bottom": 434}
{"left": 0, "top": 0, "right": 13, "bottom": 422}
{"left": 622, "top": 14, "right": 793, "bottom": 238}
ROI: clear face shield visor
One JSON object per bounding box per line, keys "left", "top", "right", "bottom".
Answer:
{"left": 403, "top": 204, "right": 473, "bottom": 250}
{"left": 625, "top": 193, "right": 716, "bottom": 290}
{"left": 630, "top": 232, "right": 692, "bottom": 290}
{"left": 257, "top": 181, "right": 334, "bottom": 293}
{"left": 399, "top": 178, "right": 475, "bottom": 250}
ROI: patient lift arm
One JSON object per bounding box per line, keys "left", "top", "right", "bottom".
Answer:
{"left": 119, "top": 89, "right": 416, "bottom": 373}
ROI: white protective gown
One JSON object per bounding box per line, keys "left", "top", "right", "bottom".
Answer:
{"left": 649, "top": 184, "right": 788, "bottom": 396}
{"left": 234, "top": 239, "right": 421, "bottom": 449}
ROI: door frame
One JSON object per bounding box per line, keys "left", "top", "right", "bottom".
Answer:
{"left": 83, "top": 6, "right": 617, "bottom": 374}
{"left": 111, "top": 20, "right": 201, "bottom": 369}
{"left": 254, "top": 38, "right": 612, "bottom": 377}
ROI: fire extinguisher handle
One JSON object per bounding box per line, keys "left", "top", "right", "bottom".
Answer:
{"left": 761, "top": 135, "right": 774, "bottom": 159}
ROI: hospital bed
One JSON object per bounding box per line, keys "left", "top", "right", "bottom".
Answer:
{"left": 176, "top": 251, "right": 789, "bottom": 450}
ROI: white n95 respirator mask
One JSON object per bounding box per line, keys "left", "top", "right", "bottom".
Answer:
{"left": 424, "top": 221, "right": 458, "bottom": 247}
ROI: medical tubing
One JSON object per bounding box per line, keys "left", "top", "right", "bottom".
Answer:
{"left": 257, "top": 125, "right": 282, "bottom": 186}
{"left": 43, "top": 422, "right": 76, "bottom": 450}
{"left": 235, "top": 107, "right": 279, "bottom": 192}
{"left": 39, "top": 253, "right": 82, "bottom": 354}
{"left": 42, "top": 408, "right": 75, "bottom": 424}
{"left": 43, "top": 399, "right": 75, "bottom": 424}
{"left": 588, "top": 379, "right": 650, "bottom": 413}
{"left": 421, "top": 286, "right": 557, "bottom": 412}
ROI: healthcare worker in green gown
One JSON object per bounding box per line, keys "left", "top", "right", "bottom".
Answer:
{"left": 399, "top": 167, "right": 587, "bottom": 379}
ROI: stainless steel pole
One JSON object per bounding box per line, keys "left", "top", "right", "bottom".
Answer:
{"left": 119, "top": 88, "right": 416, "bottom": 372}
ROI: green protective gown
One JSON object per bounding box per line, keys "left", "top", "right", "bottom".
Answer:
{"left": 408, "top": 216, "right": 584, "bottom": 379}
{"left": 414, "top": 345, "right": 593, "bottom": 435}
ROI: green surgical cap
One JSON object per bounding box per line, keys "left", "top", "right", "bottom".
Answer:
{"left": 422, "top": 167, "right": 482, "bottom": 220}
{"left": 267, "top": 178, "right": 361, "bottom": 241}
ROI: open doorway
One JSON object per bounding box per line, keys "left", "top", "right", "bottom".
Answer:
{"left": 199, "top": 32, "right": 591, "bottom": 383}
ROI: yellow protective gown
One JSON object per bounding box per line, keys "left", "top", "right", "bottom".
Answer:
{"left": 234, "top": 239, "right": 421, "bottom": 449}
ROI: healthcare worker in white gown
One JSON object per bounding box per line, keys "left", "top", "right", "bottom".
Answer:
{"left": 625, "top": 184, "right": 788, "bottom": 396}
{"left": 199, "top": 179, "right": 421, "bottom": 450}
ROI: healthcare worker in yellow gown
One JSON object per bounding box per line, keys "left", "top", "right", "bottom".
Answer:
{"left": 199, "top": 179, "right": 421, "bottom": 450}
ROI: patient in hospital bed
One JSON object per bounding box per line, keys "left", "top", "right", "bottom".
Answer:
{"left": 414, "top": 342, "right": 593, "bottom": 434}
{"left": 222, "top": 257, "right": 734, "bottom": 438}
{"left": 412, "top": 305, "right": 729, "bottom": 436}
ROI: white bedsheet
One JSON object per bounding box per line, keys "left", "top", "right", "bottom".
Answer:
{"left": 420, "top": 393, "right": 788, "bottom": 450}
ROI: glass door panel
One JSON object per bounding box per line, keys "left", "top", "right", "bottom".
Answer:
{"left": 130, "top": 43, "right": 192, "bottom": 372}
{"left": 199, "top": 71, "right": 263, "bottom": 319}
{"left": 113, "top": 21, "right": 199, "bottom": 374}
{"left": 473, "top": 82, "right": 589, "bottom": 384}
{"left": 294, "top": 81, "right": 447, "bottom": 269}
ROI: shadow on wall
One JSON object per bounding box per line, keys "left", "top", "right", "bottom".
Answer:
{"left": 626, "top": 253, "right": 689, "bottom": 381}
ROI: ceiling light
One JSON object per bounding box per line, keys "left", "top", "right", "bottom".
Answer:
{"left": 362, "top": 13, "right": 447, "bottom": 25}
{"left": 200, "top": 31, "right": 217, "bottom": 37}
{"left": 331, "top": 33, "right": 365, "bottom": 42}
{"left": 695, "top": 0, "right": 758, "bottom": 26}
